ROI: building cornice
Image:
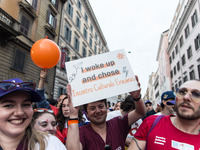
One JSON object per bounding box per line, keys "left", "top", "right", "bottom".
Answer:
{"left": 83, "top": 0, "right": 108, "bottom": 47}
{"left": 167, "top": 0, "right": 194, "bottom": 53}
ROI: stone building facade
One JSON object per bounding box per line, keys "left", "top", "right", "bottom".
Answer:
{"left": 53, "top": 0, "right": 109, "bottom": 98}
{"left": 0, "top": 0, "right": 66, "bottom": 98}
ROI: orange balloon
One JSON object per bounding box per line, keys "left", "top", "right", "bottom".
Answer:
{"left": 31, "top": 38, "right": 61, "bottom": 69}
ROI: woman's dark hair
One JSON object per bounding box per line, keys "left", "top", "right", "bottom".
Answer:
{"left": 56, "top": 97, "right": 85, "bottom": 132}
{"left": 120, "top": 95, "right": 135, "bottom": 112}
{"left": 78, "top": 106, "right": 86, "bottom": 124}
{"left": 56, "top": 97, "right": 68, "bottom": 132}
{"left": 46, "top": 98, "right": 58, "bottom": 106}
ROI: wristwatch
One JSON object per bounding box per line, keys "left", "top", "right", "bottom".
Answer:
{"left": 133, "top": 94, "right": 141, "bottom": 101}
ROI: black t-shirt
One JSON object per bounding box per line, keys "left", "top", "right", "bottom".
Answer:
{"left": 142, "top": 109, "right": 156, "bottom": 120}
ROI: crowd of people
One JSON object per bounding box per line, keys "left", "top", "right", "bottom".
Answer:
{"left": 0, "top": 69, "right": 199, "bottom": 150}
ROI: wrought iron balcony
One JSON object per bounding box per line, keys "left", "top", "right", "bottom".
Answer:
{"left": 0, "top": 8, "right": 21, "bottom": 42}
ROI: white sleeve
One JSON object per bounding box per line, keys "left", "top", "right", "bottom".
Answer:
{"left": 45, "top": 135, "right": 67, "bottom": 150}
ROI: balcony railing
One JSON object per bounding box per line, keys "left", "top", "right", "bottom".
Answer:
{"left": 0, "top": 8, "right": 20, "bottom": 34}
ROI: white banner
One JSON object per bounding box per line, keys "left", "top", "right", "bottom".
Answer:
{"left": 65, "top": 49, "right": 139, "bottom": 107}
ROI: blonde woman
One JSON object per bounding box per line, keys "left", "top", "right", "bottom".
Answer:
{"left": 0, "top": 78, "right": 66, "bottom": 150}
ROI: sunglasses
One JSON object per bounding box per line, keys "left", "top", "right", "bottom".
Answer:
{"left": 34, "top": 108, "right": 54, "bottom": 113}
{"left": 0, "top": 81, "right": 36, "bottom": 91}
{"left": 104, "top": 144, "right": 111, "bottom": 150}
{"left": 166, "top": 101, "right": 175, "bottom": 105}
{"left": 176, "top": 88, "right": 200, "bottom": 102}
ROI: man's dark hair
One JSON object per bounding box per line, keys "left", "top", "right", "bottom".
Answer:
{"left": 120, "top": 95, "right": 135, "bottom": 112}
{"left": 83, "top": 99, "right": 107, "bottom": 113}
{"left": 160, "top": 101, "right": 165, "bottom": 108}
{"left": 46, "top": 98, "right": 58, "bottom": 106}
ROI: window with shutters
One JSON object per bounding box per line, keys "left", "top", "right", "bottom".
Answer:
{"left": 58, "top": 87, "right": 66, "bottom": 96}
{"left": 95, "top": 32, "right": 98, "bottom": 41}
{"left": 155, "top": 82, "right": 159, "bottom": 90}
{"left": 169, "top": 56, "right": 172, "bottom": 64}
{"left": 189, "top": 70, "right": 195, "bottom": 80}
{"left": 155, "top": 91, "right": 159, "bottom": 98}
{"left": 89, "top": 36, "right": 92, "bottom": 48}
{"left": 172, "top": 51, "right": 175, "bottom": 59}
{"left": 76, "top": 15, "right": 81, "bottom": 29}
{"left": 83, "top": 27, "right": 87, "bottom": 40}
{"left": 67, "top": 1, "right": 73, "bottom": 19}
{"left": 187, "top": 46, "right": 192, "bottom": 59}
{"left": 20, "top": 15, "right": 30, "bottom": 36}
{"left": 46, "top": 10, "right": 57, "bottom": 29}
{"left": 12, "top": 49, "right": 25, "bottom": 72}
{"left": 182, "top": 54, "right": 186, "bottom": 65}
{"left": 173, "top": 66, "right": 176, "bottom": 75}
{"left": 26, "top": 0, "right": 38, "bottom": 10}
{"left": 191, "top": 10, "right": 198, "bottom": 28}
{"left": 177, "top": 61, "right": 180, "bottom": 71}
{"left": 194, "top": 34, "right": 200, "bottom": 50}
{"left": 94, "top": 45, "right": 97, "bottom": 54}
{"left": 183, "top": 76, "right": 188, "bottom": 82}
{"left": 65, "top": 24, "right": 71, "bottom": 43}
{"left": 77, "top": 0, "right": 82, "bottom": 11}
{"left": 179, "top": 35, "right": 184, "bottom": 48}
{"left": 90, "top": 24, "right": 93, "bottom": 33}
{"left": 178, "top": 80, "right": 182, "bottom": 87}
{"left": 170, "top": 70, "right": 173, "bottom": 78}
{"left": 49, "top": 14, "right": 54, "bottom": 26}
{"left": 82, "top": 46, "right": 87, "bottom": 57}
{"left": 74, "top": 36, "right": 79, "bottom": 52}
{"left": 175, "top": 45, "right": 178, "bottom": 54}
{"left": 85, "top": 13, "right": 88, "bottom": 23}
{"left": 184, "top": 24, "right": 190, "bottom": 39}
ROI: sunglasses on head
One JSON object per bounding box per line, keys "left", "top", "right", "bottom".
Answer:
{"left": 0, "top": 81, "right": 36, "bottom": 91}
{"left": 34, "top": 108, "right": 54, "bottom": 113}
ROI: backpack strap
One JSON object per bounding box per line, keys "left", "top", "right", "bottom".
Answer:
{"left": 145, "top": 115, "right": 164, "bottom": 150}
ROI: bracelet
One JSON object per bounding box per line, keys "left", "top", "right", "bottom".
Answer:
{"left": 68, "top": 120, "right": 78, "bottom": 125}
{"left": 40, "top": 77, "right": 45, "bottom": 80}
{"left": 69, "top": 118, "right": 79, "bottom": 120}
{"left": 133, "top": 94, "right": 141, "bottom": 101}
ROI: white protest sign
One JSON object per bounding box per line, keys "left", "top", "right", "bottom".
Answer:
{"left": 65, "top": 49, "right": 139, "bottom": 107}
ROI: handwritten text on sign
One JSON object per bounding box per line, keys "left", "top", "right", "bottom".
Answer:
{"left": 65, "top": 49, "right": 139, "bottom": 107}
